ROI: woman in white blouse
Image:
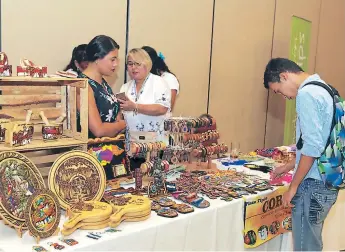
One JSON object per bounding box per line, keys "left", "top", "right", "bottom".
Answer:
{"left": 118, "top": 48, "right": 171, "bottom": 138}
{"left": 142, "top": 46, "right": 179, "bottom": 111}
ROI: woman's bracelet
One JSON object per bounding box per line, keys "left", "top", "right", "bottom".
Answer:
{"left": 133, "top": 103, "right": 139, "bottom": 115}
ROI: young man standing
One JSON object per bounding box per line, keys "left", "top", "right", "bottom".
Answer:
{"left": 263, "top": 58, "right": 338, "bottom": 251}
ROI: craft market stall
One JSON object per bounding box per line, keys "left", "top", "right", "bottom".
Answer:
{"left": 1, "top": 55, "right": 341, "bottom": 251}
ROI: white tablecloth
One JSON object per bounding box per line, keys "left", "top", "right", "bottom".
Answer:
{"left": 0, "top": 160, "right": 294, "bottom": 251}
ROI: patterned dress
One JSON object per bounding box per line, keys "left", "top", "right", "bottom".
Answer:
{"left": 77, "top": 73, "right": 129, "bottom": 180}
{"left": 77, "top": 72, "right": 120, "bottom": 138}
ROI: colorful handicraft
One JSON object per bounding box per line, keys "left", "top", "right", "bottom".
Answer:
{"left": 0, "top": 151, "right": 45, "bottom": 229}
{"left": 147, "top": 158, "right": 167, "bottom": 198}
{"left": 48, "top": 151, "right": 106, "bottom": 210}
{"left": 24, "top": 189, "right": 61, "bottom": 240}
{"left": 88, "top": 140, "right": 130, "bottom": 180}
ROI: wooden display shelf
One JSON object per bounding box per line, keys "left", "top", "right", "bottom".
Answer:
{"left": 0, "top": 76, "right": 89, "bottom": 145}
{"left": 0, "top": 135, "right": 86, "bottom": 151}
{"left": 0, "top": 76, "right": 87, "bottom": 87}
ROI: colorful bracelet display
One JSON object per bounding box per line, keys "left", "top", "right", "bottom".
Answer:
{"left": 164, "top": 116, "right": 213, "bottom": 133}
{"left": 183, "top": 130, "right": 219, "bottom": 143}
{"left": 192, "top": 144, "right": 228, "bottom": 158}
{"left": 130, "top": 141, "right": 167, "bottom": 154}
{"left": 140, "top": 160, "right": 170, "bottom": 175}
{"left": 162, "top": 148, "right": 191, "bottom": 164}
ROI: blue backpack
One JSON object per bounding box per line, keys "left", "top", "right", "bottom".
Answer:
{"left": 297, "top": 81, "right": 345, "bottom": 190}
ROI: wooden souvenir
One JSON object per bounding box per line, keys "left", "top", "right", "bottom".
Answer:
{"left": 42, "top": 124, "right": 63, "bottom": 141}
{"left": 171, "top": 203, "right": 194, "bottom": 214}
{"left": 0, "top": 151, "right": 45, "bottom": 235}
{"left": 24, "top": 189, "right": 61, "bottom": 243}
{"left": 109, "top": 212, "right": 151, "bottom": 228}
{"left": 107, "top": 195, "right": 151, "bottom": 223}
{"left": 61, "top": 217, "right": 110, "bottom": 236}
{"left": 48, "top": 150, "right": 106, "bottom": 210}
{"left": 148, "top": 180, "right": 167, "bottom": 198}
{"left": 64, "top": 201, "right": 112, "bottom": 229}
{"left": 6, "top": 122, "right": 35, "bottom": 147}
{"left": 0, "top": 119, "right": 10, "bottom": 142}
{"left": 156, "top": 208, "right": 178, "bottom": 218}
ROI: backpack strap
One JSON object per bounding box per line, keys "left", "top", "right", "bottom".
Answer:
{"left": 296, "top": 81, "right": 338, "bottom": 155}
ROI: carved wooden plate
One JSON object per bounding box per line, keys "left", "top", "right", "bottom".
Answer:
{"left": 48, "top": 150, "right": 106, "bottom": 210}
{"left": 0, "top": 151, "right": 45, "bottom": 229}
{"left": 24, "top": 188, "right": 61, "bottom": 239}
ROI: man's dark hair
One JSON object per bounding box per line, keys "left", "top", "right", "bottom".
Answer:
{"left": 263, "top": 58, "right": 304, "bottom": 89}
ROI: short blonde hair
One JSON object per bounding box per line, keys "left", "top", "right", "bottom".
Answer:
{"left": 127, "top": 48, "right": 152, "bottom": 72}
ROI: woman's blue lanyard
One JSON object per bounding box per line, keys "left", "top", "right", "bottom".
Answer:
{"left": 132, "top": 74, "right": 150, "bottom": 102}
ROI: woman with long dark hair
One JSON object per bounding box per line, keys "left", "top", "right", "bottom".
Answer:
{"left": 77, "top": 35, "right": 126, "bottom": 138}
{"left": 77, "top": 35, "right": 127, "bottom": 180}
{"left": 64, "top": 44, "right": 88, "bottom": 73}
{"left": 142, "top": 46, "right": 179, "bottom": 111}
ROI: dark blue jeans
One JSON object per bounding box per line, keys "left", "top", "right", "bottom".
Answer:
{"left": 291, "top": 178, "right": 338, "bottom": 251}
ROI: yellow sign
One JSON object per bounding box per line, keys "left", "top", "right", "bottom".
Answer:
{"left": 243, "top": 186, "right": 292, "bottom": 248}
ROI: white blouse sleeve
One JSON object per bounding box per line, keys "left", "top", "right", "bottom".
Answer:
{"left": 154, "top": 77, "right": 171, "bottom": 109}
{"left": 162, "top": 72, "right": 180, "bottom": 94}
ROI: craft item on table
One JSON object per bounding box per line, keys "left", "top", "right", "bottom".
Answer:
{"left": 40, "top": 111, "right": 64, "bottom": 141}
{"left": 220, "top": 159, "right": 247, "bottom": 166}
{"left": 238, "top": 153, "right": 263, "bottom": 162}
{"left": 192, "top": 143, "right": 228, "bottom": 159}
{"left": 134, "top": 168, "right": 143, "bottom": 190}
{"left": 0, "top": 151, "right": 45, "bottom": 235}
{"left": 147, "top": 158, "right": 167, "bottom": 198}
{"left": 164, "top": 116, "right": 214, "bottom": 133}
{"left": 106, "top": 178, "right": 135, "bottom": 190}
{"left": 86, "top": 234, "right": 99, "bottom": 240}
{"left": 256, "top": 147, "right": 283, "bottom": 160}
{"left": 152, "top": 196, "right": 175, "bottom": 207}
{"left": 151, "top": 201, "right": 162, "bottom": 211}
{"left": 47, "top": 242, "right": 65, "bottom": 250}
{"left": 156, "top": 207, "right": 178, "bottom": 218}
{"left": 62, "top": 201, "right": 112, "bottom": 236}
{"left": 32, "top": 246, "right": 48, "bottom": 252}
{"left": 199, "top": 171, "right": 272, "bottom": 198}
{"left": 48, "top": 150, "right": 106, "bottom": 210}
{"left": 55, "top": 69, "right": 78, "bottom": 78}
{"left": 263, "top": 158, "right": 275, "bottom": 167}
{"left": 130, "top": 141, "right": 167, "bottom": 155}
{"left": 88, "top": 135, "right": 130, "bottom": 180}
{"left": 172, "top": 191, "right": 210, "bottom": 208}
{"left": 269, "top": 171, "right": 293, "bottom": 186}
{"left": 88, "top": 232, "right": 102, "bottom": 239}
{"left": 165, "top": 181, "right": 177, "bottom": 193}
{"left": 0, "top": 52, "right": 12, "bottom": 76}
{"left": 103, "top": 188, "right": 136, "bottom": 199}
{"left": 17, "top": 58, "right": 47, "bottom": 78}
{"left": 0, "top": 119, "right": 10, "bottom": 142}
{"left": 59, "top": 238, "right": 79, "bottom": 246}
{"left": 7, "top": 110, "right": 34, "bottom": 147}
{"left": 183, "top": 130, "right": 220, "bottom": 143}
{"left": 170, "top": 203, "right": 194, "bottom": 214}
{"left": 243, "top": 164, "right": 272, "bottom": 173}
{"left": 163, "top": 148, "right": 191, "bottom": 164}
{"left": 107, "top": 195, "right": 151, "bottom": 228}
{"left": 24, "top": 189, "right": 61, "bottom": 243}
